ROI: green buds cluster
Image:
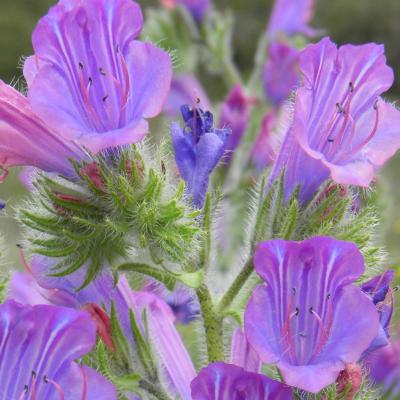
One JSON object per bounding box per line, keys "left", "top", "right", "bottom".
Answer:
{"left": 19, "top": 145, "right": 200, "bottom": 289}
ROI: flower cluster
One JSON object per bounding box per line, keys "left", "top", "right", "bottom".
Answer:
{"left": 0, "top": 0, "right": 399, "bottom": 399}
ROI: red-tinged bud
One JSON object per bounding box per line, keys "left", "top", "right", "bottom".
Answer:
{"left": 125, "top": 159, "right": 144, "bottom": 180}
{"left": 336, "top": 363, "right": 362, "bottom": 400}
{"left": 80, "top": 162, "right": 106, "bottom": 191}
{"left": 82, "top": 303, "right": 115, "bottom": 351}
{"left": 55, "top": 193, "right": 82, "bottom": 203}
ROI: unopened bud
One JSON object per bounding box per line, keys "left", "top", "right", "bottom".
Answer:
{"left": 81, "top": 162, "right": 106, "bottom": 191}
{"left": 336, "top": 363, "right": 362, "bottom": 400}
{"left": 83, "top": 303, "right": 115, "bottom": 351}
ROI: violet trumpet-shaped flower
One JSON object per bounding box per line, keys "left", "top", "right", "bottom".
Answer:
{"left": 0, "top": 300, "right": 116, "bottom": 399}
{"left": 364, "top": 329, "right": 400, "bottom": 399}
{"left": 263, "top": 42, "right": 299, "bottom": 106}
{"left": 164, "top": 74, "right": 211, "bottom": 118}
{"left": 171, "top": 105, "right": 230, "bottom": 208}
{"left": 160, "top": 0, "right": 211, "bottom": 23}
{"left": 267, "top": 0, "right": 317, "bottom": 39}
{"left": 0, "top": 82, "right": 84, "bottom": 181}
{"left": 270, "top": 38, "right": 400, "bottom": 204}
{"left": 361, "top": 270, "right": 395, "bottom": 353}
{"left": 251, "top": 111, "right": 278, "bottom": 170}
{"left": 244, "top": 236, "right": 380, "bottom": 393}
{"left": 219, "top": 85, "right": 253, "bottom": 156}
{"left": 9, "top": 255, "right": 196, "bottom": 399}
{"left": 190, "top": 362, "right": 292, "bottom": 399}
{"left": 22, "top": 0, "right": 172, "bottom": 154}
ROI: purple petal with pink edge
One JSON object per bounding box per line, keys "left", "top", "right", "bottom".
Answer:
{"left": 267, "top": 0, "right": 317, "bottom": 39}
{"left": 230, "top": 328, "right": 261, "bottom": 373}
{"left": 263, "top": 42, "right": 300, "bottom": 106}
{"left": 0, "top": 81, "right": 83, "bottom": 178}
{"left": 244, "top": 237, "right": 380, "bottom": 393}
{"left": 190, "top": 362, "right": 292, "bottom": 400}
{"left": 164, "top": 74, "right": 211, "bottom": 117}
{"left": 270, "top": 38, "right": 400, "bottom": 204}
{"left": 219, "top": 84, "right": 253, "bottom": 155}
{"left": 251, "top": 111, "right": 278, "bottom": 170}
{"left": 0, "top": 300, "right": 116, "bottom": 400}
{"left": 28, "top": 0, "right": 171, "bottom": 152}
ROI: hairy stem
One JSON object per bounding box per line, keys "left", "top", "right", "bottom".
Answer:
{"left": 139, "top": 379, "right": 172, "bottom": 400}
{"left": 196, "top": 285, "right": 225, "bottom": 362}
{"left": 217, "top": 258, "right": 254, "bottom": 313}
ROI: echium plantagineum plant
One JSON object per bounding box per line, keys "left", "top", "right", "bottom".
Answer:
{"left": 1, "top": 0, "right": 400, "bottom": 399}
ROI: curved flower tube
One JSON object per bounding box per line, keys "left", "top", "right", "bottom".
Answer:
{"left": 0, "top": 300, "right": 116, "bottom": 399}
{"left": 244, "top": 236, "right": 380, "bottom": 393}
{"left": 190, "top": 362, "right": 292, "bottom": 399}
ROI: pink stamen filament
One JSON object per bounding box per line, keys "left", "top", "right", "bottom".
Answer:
{"left": 117, "top": 50, "right": 131, "bottom": 110}
{"left": 31, "top": 372, "right": 37, "bottom": 400}
{"left": 44, "top": 376, "right": 65, "bottom": 400}
{"left": 17, "top": 245, "right": 32, "bottom": 274}
{"left": 309, "top": 306, "right": 331, "bottom": 362}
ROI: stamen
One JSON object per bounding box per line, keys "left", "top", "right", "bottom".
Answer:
{"left": 99, "top": 67, "right": 106, "bottom": 76}
{"left": 116, "top": 46, "right": 130, "bottom": 109}
{"left": 31, "top": 371, "right": 37, "bottom": 400}
{"left": 336, "top": 102, "right": 344, "bottom": 114}
{"left": 102, "top": 95, "right": 109, "bottom": 102}
{"left": 16, "top": 244, "right": 33, "bottom": 274}
{"left": 79, "top": 62, "right": 84, "bottom": 70}
{"left": 18, "top": 385, "right": 28, "bottom": 400}
{"left": 345, "top": 99, "right": 380, "bottom": 156}
{"left": 44, "top": 376, "right": 65, "bottom": 400}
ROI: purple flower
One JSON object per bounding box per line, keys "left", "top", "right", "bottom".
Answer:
{"left": 23, "top": 0, "right": 172, "bottom": 154}
{"left": 164, "top": 74, "right": 211, "bottom": 118}
{"left": 361, "top": 271, "right": 395, "bottom": 353}
{"left": 219, "top": 85, "right": 254, "bottom": 156}
{"left": 263, "top": 42, "right": 299, "bottom": 106}
{"left": 143, "top": 279, "right": 200, "bottom": 324}
{"left": 267, "top": 0, "right": 317, "bottom": 39}
{"left": 171, "top": 105, "right": 230, "bottom": 207}
{"left": 0, "top": 82, "right": 84, "bottom": 181}
{"left": 364, "top": 331, "right": 400, "bottom": 398}
{"left": 0, "top": 299, "right": 116, "bottom": 399}
{"left": 251, "top": 111, "right": 278, "bottom": 170}
{"left": 9, "top": 256, "right": 196, "bottom": 399}
{"left": 160, "top": 0, "right": 211, "bottom": 23}
{"left": 230, "top": 328, "right": 261, "bottom": 373}
{"left": 244, "top": 236, "right": 380, "bottom": 393}
{"left": 270, "top": 38, "right": 400, "bottom": 204}
{"left": 190, "top": 362, "right": 292, "bottom": 399}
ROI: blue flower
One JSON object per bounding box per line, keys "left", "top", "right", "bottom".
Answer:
{"left": 171, "top": 105, "right": 230, "bottom": 208}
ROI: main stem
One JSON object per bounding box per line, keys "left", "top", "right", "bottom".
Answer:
{"left": 217, "top": 258, "right": 254, "bottom": 313}
{"left": 196, "top": 285, "right": 225, "bottom": 362}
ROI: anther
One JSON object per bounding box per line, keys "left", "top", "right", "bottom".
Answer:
{"left": 99, "top": 67, "right": 106, "bottom": 76}
{"left": 292, "top": 287, "right": 296, "bottom": 296}
{"left": 327, "top": 138, "right": 334, "bottom": 143}
{"left": 327, "top": 293, "right": 331, "bottom": 300}
{"left": 88, "top": 77, "right": 93, "bottom": 86}
{"left": 349, "top": 82, "right": 354, "bottom": 93}
{"left": 79, "top": 62, "right": 84, "bottom": 70}
{"left": 336, "top": 102, "right": 344, "bottom": 113}
{"left": 102, "top": 95, "right": 109, "bottom": 102}
{"left": 373, "top": 99, "right": 379, "bottom": 110}
{"left": 18, "top": 385, "right": 28, "bottom": 400}
{"left": 309, "top": 306, "right": 314, "bottom": 314}
{"left": 31, "top": 371, "right": 37, "bottom": 400}
{"left": 116, "top": 44, "right": 120, "bottom": 53}
{"left": 295, "top": 307, "right": 300, "bottom": 316}
{"left": 196, "top": 97, "right": 201, "bottom": 104}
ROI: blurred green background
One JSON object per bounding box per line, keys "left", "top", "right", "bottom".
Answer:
{"left": 1, "top": 0, "right": 400, "bottom": 267}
